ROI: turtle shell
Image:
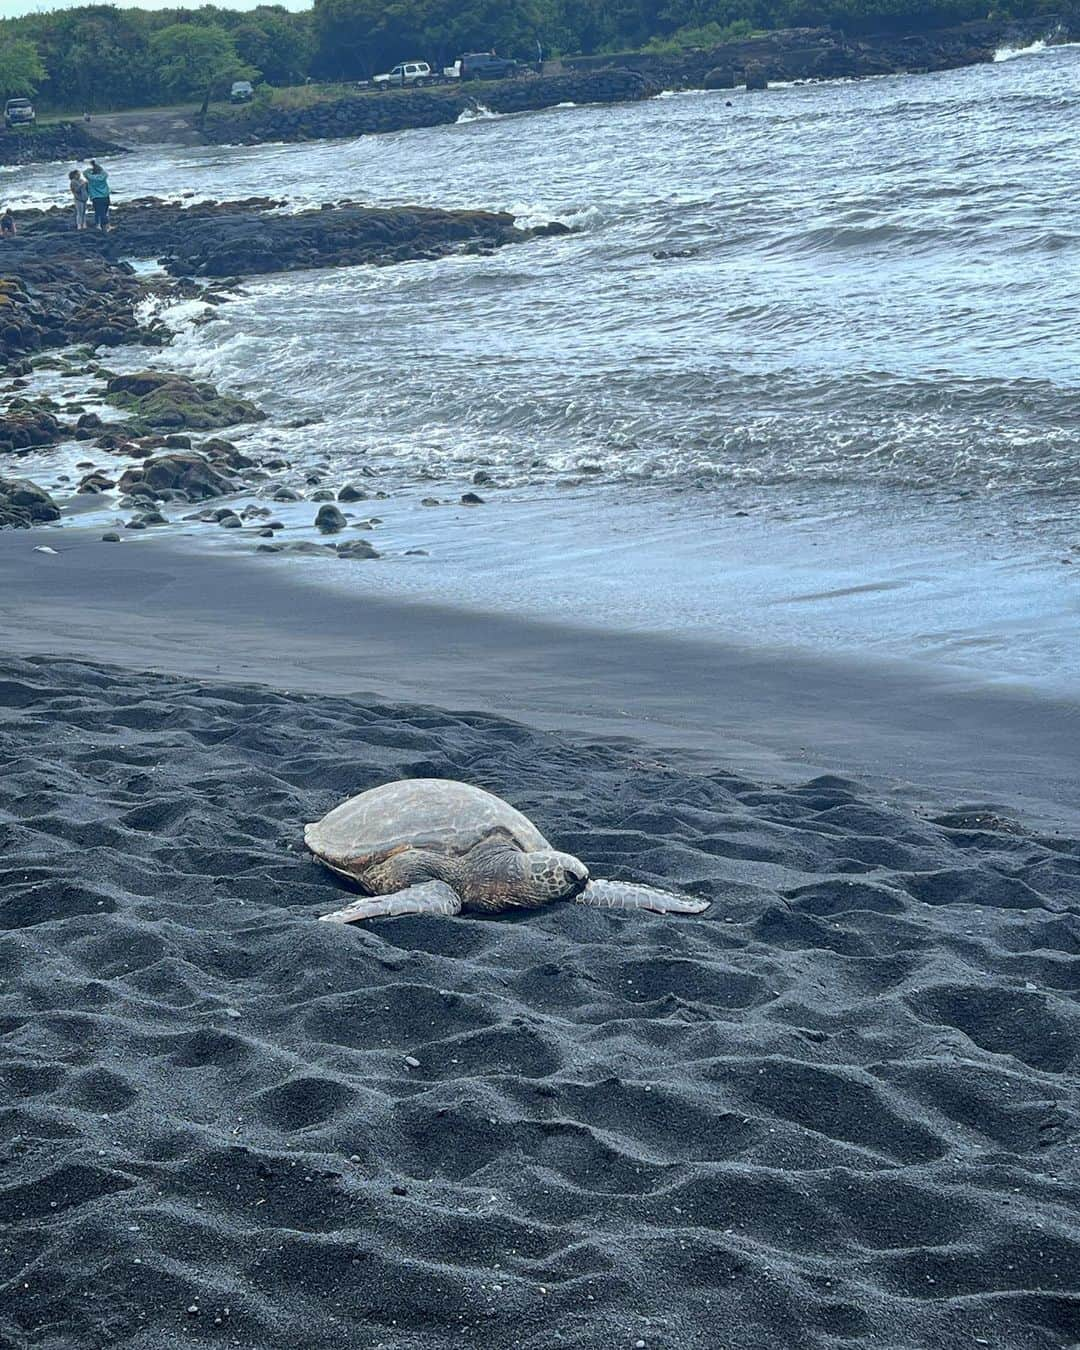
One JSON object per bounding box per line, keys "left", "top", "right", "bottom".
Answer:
{"left": 304, "top": 779, "right": 552, "bottom": 875}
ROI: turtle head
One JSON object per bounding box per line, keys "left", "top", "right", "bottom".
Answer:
{"left": 520, "top": 850, "right": 589, "bottom": 906}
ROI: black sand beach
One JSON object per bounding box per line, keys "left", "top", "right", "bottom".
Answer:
{"left": 2, "top": 577, "right": 1080, "bottom": 1346}
{"left": 3, "top": 47, "right": 1080, "bottom": 1348}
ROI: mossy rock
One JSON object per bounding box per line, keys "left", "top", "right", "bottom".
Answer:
{"left": 105, "top": 371, "right": 265, "bottom": 434}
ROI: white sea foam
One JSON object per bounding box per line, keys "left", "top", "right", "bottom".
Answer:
{"left": 994, "top": 39, "right": 1048, "bottom": 61}
{"left": 456, "top": 105, "right": 500, "bottom": 123}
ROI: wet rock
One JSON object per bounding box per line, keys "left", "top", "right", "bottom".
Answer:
{"left": 336, "top": 539, "right": 380, "bottom": 560}
{"left": 312, "top": 488, "right": 336, "bottom": 501}
{"left": 276, "top": 541, "right": 336, "bottom": 556}
{"left": 315, "top": 504, "right": 347, "bottom": 534}
{"left": 125, "top": 518, "right": 147, "bottom": 531}
{"left": 105, "top": 371, "right": 265, "bottom": 434}
{"left": 460, "top": 492, "right": 485, "bottom": 505}
{"left": 117, "top": 454, "right": 234, "bottom": 502}
{"left": 338, "top": 483, "right": 368, "bottom": 502}
{"left": 77, "top": 471, "right": 116, "bottom": 494}
{"left": 0, "top": 400, "right": 67, "bottom": 454}
{"left": 101, "top": 532, "right": 121, "bottom": 543}
{"left": 273, "top": 486, "right": 302, "bottom": 502}
{"left": 421, "top": 497, "right": 440, "bottom": 507}
{"left": 0, "top": 476, "right": 61, "bottom": 529}
{"left": 218, "top": 513, "right": 243, "bottom": 529}
{"left": 704, "top": 67, "right": 736, "bottom": 89}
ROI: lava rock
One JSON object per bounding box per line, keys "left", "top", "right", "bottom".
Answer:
{"left": 117, "top": 453, "right": 234, "bottom": 503}
{"left": 315, "top": 504, "right": 347, "bottom": 534}
{"left": 336, "top": 539, "right": 381, "bottom": 560}
{"left": 0, "top": 476, "right": 61, "bottom": 529}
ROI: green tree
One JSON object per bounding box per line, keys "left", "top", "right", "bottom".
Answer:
{"left": 0, "top": 37, "right": 45, "bottom": 99}
{"left": 233, "top": 9, "right": 314, "bottom": 86}
{"left": 149, "top": 22, "right": 257, "bottom": 110}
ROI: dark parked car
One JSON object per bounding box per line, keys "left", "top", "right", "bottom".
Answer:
{"left": 459, "top": 52, "right": 519, "bottom": 80}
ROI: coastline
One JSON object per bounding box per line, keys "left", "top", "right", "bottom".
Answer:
{"left": 2, "top": 58, "right": 1080, "bottom": 1349}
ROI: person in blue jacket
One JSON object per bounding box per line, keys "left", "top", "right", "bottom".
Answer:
{"left": 85, "top": 161, "right": 111, "bottom": 232}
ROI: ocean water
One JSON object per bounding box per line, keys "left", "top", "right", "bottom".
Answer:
{"left": 10, "top": 43, "right": 1080, "bottom": 684}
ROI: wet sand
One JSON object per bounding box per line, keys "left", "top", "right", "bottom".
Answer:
{"left": 3, "top": 526, "right": 1080, "bottom": 830}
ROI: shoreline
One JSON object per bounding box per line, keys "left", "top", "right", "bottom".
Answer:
{"left": 3, "top": 57, "right": 1080, "bottom": 1350}
{"left": 2, "top": 18, "right": 1074, "bottom": 166}
{"left": 4, "top": 525, "right": 1080, "bottom": 832}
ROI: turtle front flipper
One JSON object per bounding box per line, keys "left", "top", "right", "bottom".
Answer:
{"left": 576, "top": 879, "right": 710, "bottom": 915}
{"left": 320, "top": 881, "right": 462, "bottom": 924}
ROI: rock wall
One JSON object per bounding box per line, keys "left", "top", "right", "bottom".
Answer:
{"left": 0, "top": 122, "right": 126, "bottom": 168}
{"left": 202, "top": 69, "right": 657, "bottom": 146}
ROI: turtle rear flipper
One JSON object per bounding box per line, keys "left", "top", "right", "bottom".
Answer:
{"left": 320, "top": 881, "right": 462, "bottom": 923}
{"left": 577, "top": 879, "right": 710, "bottom": 915}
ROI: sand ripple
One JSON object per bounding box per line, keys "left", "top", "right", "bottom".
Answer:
{"left": 1, "top": 656, "right": 1079, "bottom": 1348}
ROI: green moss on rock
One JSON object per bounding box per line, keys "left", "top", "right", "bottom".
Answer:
{"left": 105, "top": 371, "right": 265, "bottom": 434}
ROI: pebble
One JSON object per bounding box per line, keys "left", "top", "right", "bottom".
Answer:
{"left": 404, "top": 1055, "right": 420, "bottom": 1068}
{"left": 391, "top": 1184, "right": 408, "bottom": 1196}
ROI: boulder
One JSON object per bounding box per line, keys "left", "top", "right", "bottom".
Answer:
{"left": 336, "top": 539, "right": 381, "bottom": 560}
{"left": 315, "top": 504, "right": 347, "bottom": 533}
{"left": 704, "top": 67, "right": 736, "bottom": 89}
{"left": 338, "top": 483, "right": 368, "bottom": 502}
{"left": 117, "top": 453, "right": 234, "bottom": 502}
{"left": 0, "top": 476, "right": 61, "bottom": 529}
{"left": 105, "top": 371, "right": 265, "bottom": 433}
{"left": 0, "top": 401, "right": 67, "bottom": 454}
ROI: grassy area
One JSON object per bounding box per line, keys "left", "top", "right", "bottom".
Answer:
{"left": 261, "top": 82, "right": 361, "bottom": 110}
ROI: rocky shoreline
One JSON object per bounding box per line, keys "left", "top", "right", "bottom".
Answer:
{"left": 0, "top": 195, "right": 568, "bottom": 543}
{"left": 0, "top": 121, "right": 127, "bottom": 168}
{"left": 199, "top": 16, "right": 1077, "bottom": 149}
{"left": 202, "top": 68, "right": 656, "bottom": 146}
{"left": 562, "top": 15, "right": 1077, "bottom": 89}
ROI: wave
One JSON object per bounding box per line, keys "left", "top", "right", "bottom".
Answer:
{"left": 994, "top": 37, "right": 1079, "bottom": 61}
{"left": 995, "top": 39, "right": 1048, "bottom": 61}
{"left": 455, "top": 104, "right": 500, "bottom": 123}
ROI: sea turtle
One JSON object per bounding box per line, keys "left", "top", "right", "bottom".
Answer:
{"left": 305, "top": 779, "right": 710, "bottom": 923}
